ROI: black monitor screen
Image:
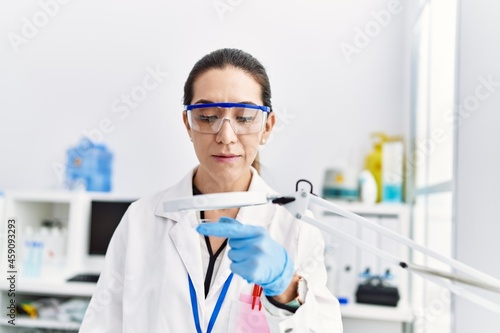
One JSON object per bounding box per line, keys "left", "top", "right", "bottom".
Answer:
{"left": 89, "top": 200, "right": 132, "bottom": 255}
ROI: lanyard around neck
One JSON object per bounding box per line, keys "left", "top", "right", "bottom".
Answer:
{"left": 188, "top": 272, "right": 234, "bottom": 333}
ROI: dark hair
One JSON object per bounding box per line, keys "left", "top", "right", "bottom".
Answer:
{"left": 183, "top": 48, "right": 272, "bottom": 108}
{"left": 183, "top": 48, "right": 272, "bottom": 173}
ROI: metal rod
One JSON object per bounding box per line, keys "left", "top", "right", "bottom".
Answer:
{"left": 309, "top": 195, "right": 500, "bottom": 289}
{"left": 410, "top": 270, "right": 500, "bottom": 315}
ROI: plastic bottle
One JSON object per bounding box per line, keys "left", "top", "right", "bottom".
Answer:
{"left": 49, "top": 227, "right": 65, "bottom": 271}
{"left": 359, "top": 170, "right": 378, "bottom": 204}
{"left": 22, "top": 227, "right": 44, "bottom": 279}
{"left": 33, "top": 239, "right": 44, "bottom": 278}
{"left": 364, "top": 133, "right": 386, "bottom": 202}
{"left": 22, "top": 226, "right": 35, "bottom": 278}
{"left": 382, "top": 140, "right": 404, "bottom": 203}
{"left": 39, "top": 225, "right": 51, "bottom": 274}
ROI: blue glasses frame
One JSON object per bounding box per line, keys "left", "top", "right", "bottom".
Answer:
{"left": 184, "top": 102, "right": 271, "bottom": 113}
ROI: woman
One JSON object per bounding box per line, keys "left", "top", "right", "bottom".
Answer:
{"left": 80, "top": 48, "right": 343, "bottom": 332}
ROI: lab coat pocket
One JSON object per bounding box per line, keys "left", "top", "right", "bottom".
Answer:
{"left": 228, "top": 294, "right": 270, "bottom": 333}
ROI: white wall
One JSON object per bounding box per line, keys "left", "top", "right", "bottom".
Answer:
{"left": 0, "top": 0, "right": 409, "bottom": 197}
{"left": 454, "top": 0, "right": 500, "bottom": 331}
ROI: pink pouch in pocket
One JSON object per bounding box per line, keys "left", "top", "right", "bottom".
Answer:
{"left": 233, "top": 293, "right": 271, "bottom": 333}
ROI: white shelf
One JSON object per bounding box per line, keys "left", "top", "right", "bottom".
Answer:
{"left": 340, "top": 303, "right": 414, "bottom": 322}
{"left": 0, "top": 279, "right": 95, "bottom": 297}
{"left": 5, "top": 191, "right": 77, "bottom": 203}
{"left": 5, "top": 190, "right": 139, "bottom": 203}
{"left": 0, "top": 317, "right": 80, "bottom": 330}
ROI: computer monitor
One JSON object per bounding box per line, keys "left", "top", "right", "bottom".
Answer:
{"left": 88, "top": 200, "right": 133, "bottom": 255}
{"left": 67, "top": 197, "right": 136, "bottom": 282}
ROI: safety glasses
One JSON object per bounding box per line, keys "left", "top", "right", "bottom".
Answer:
{"left": 185, "top": 103, "right": 271, "bottom": 134}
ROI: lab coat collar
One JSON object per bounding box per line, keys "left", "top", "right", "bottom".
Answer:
{"left": 154, "top": 166, "right": 278, "bottom": 227}
{"left": 154, "top": 167, "right": 197, "bottom": 223}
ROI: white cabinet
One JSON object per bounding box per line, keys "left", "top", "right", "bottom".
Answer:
{"left": 0, "top": 191, "right": 136, "bottom": 333}
{"left": 0, "top": 282, "right": 95, "bottom": 332}
{"left": 320, "top": 201, "right": 413, "bottom": 333}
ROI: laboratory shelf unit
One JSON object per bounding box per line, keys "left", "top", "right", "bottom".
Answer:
{"left": 340, "top": 302, "right": 413, "bottom": 322}
{"left": 0, "top": 191, "right": 137, "bottom": 333}
{"left": 0, "top": 279, "right": 96, "bottom": 297}
{"left": 0, "top": 317, "right": 81, "bottom": 330}
{"left": 0, "top": 282, "right": 89, "bottom": 332}
{"left": 322, "top": 200, "right": 413, "bottom": 333}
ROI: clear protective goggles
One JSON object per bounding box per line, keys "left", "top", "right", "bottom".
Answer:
{"left": 185, "top": 103, "right": 271, "bottom": 134}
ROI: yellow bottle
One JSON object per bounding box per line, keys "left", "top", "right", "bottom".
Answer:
{"left": 365, "top": 133, "right": 386, "bottom": 202}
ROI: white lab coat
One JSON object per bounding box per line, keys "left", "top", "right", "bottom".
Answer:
{"left": 79, "top": 168, "right": 343, "bottom": 333}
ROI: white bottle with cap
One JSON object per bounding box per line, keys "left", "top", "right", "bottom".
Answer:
{"left": 359, "top": 170, "right": 378, "bottom": 204}
{"left": 22, "top": 226, "right": 35, "bottom": 278}
{"left": 49, "top": 227, "right": 65, "bottom": 271}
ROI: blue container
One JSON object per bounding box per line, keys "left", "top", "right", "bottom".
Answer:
{"left": 382, "top": 184, "right": 403, "bottom": 203}
{"left": 66, "top": 138, "right": 113, "bottom": 192}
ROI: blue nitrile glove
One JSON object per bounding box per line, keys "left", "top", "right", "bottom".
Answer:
{"left": 196, "top": 217, "right": 295, "bottom": 296}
